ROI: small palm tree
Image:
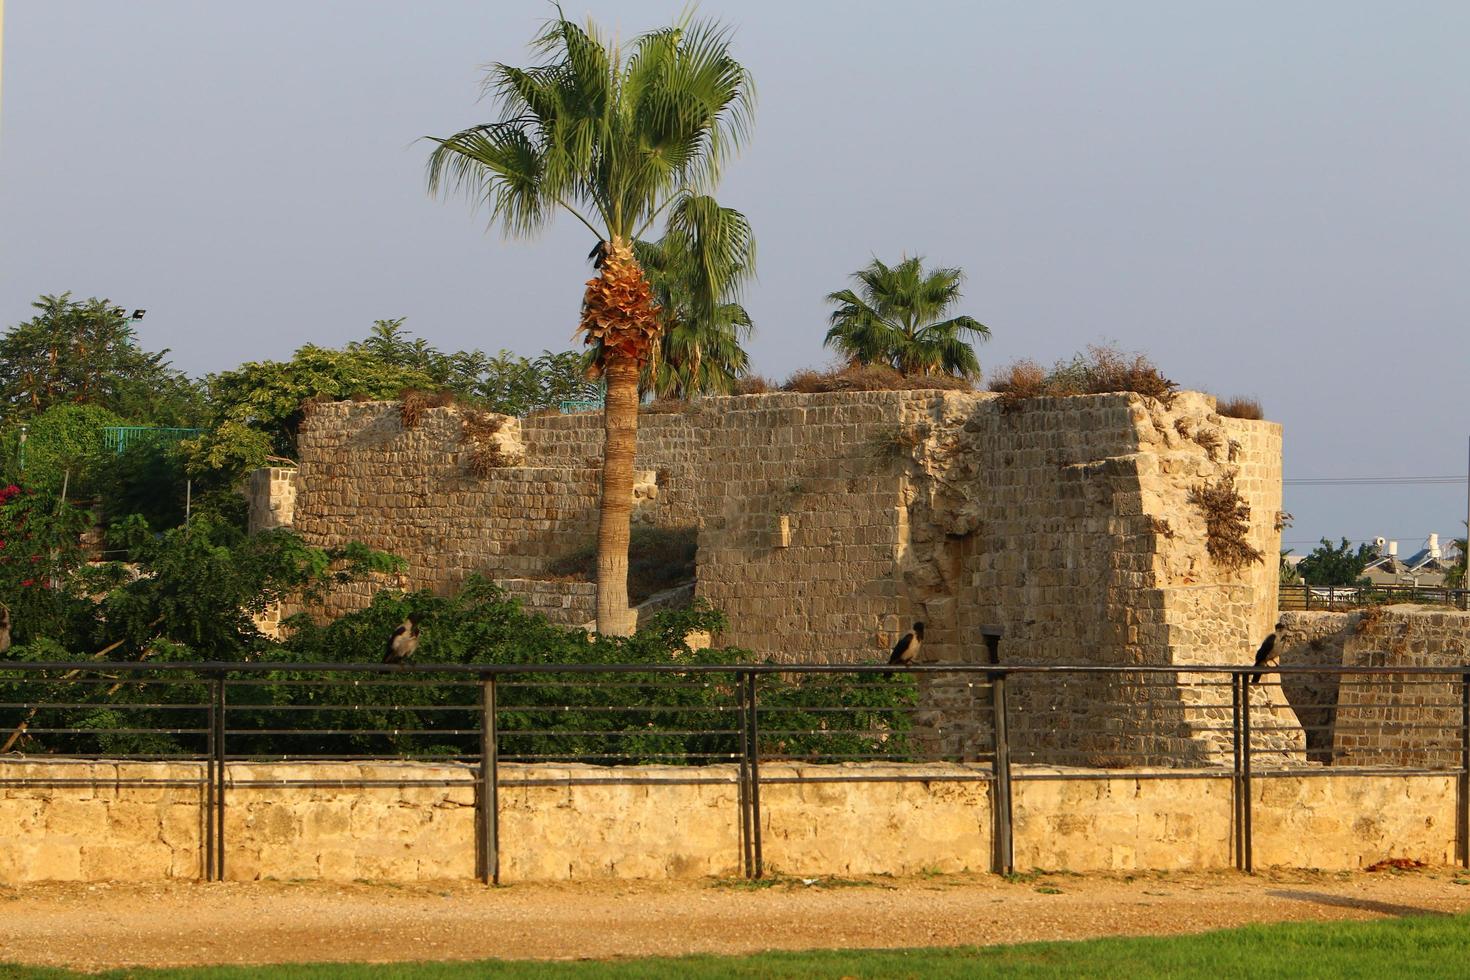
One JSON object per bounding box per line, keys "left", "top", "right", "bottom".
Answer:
{"left": 824, "top": 257, "right": 989, "bottom": 379}
{"left": 635, "top": 221, "right": 754, "bottom": 399}
{"left": 427, "top": 12, "right": 754, "bottom": 634}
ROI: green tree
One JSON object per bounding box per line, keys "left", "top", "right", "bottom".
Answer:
{"left": 1447, "top": 524, "right": 1467, "bottom": 590}
{"left": 824, "top": 257, "right": 989, "bottom": 379}
{"left": 4, "top": 403, "right": 123, "bottom": 497}
{"left": 428, "top": 11, "right": 756, "bottom": 634}
{"left": 0, "top": 293, "right": 201, "bottom": 423}
{"left": 189, "top": 345, "right": 441, "bottom": 475}
{"left": 1297, "top": 537, "right": 1376, "bottom": 587}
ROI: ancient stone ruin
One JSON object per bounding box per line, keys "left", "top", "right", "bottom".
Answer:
{"left": 255, "top": 388, "right": 1303, "bottom": 764}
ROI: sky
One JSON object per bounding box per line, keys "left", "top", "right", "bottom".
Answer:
{"left": 1, "top": 1, "right": 1466, "bottom": 553}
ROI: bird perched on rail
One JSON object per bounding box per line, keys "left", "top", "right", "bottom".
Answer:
{"left": 383, "top": 613, "right": 422, "bottom": 666}
{"left": 885, "top": 621, "right": 924, "bottom": 678}
{"left": 1250, "top": 621, "right": 1284, "bottom": 685}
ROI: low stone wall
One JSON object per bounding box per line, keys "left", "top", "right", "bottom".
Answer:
{"left": 0, "top": 759, "right": 1455, "bottom": 884}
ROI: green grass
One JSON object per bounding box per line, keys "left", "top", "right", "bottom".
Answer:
{"left": 4, "top": 914, "right": 1470, "bottom": 979}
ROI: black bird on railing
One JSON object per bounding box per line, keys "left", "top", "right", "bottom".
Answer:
{"left": 885, "top": 621, "right": 924, "bottom": 678}
{"left": 383, "top": 614, "right": 422, "bottom": 666}
{"left": 1250, "top": 621, "right": 1284, "bottom": 685}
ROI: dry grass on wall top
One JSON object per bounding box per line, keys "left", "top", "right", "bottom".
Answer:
{"left": 1188, "top": 474, "right": 1265, "bottom": 570}
{"left": 780, "top": 364, "right": 975, "bottom": 394}
{"left": 399, "top": 389, "right": 456, "bottom": 429}
{"left": 1216, "top": 396, "right": 1264, "bottom": 420}
{"left": 988, "top": 344, "right": 1179, "bottom": 412}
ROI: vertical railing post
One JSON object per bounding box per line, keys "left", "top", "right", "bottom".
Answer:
{"left": 211, "top": 671, "right": 227, "bottom": 882}
{"left": 1231, "top": 672, "right": 1244, "bottom": 871}
{"left": 735, "top": 669, "right": 753, "bottom": 879}
{"left": 745, "top": 671, "right": 764, "bottom": 880}
{"left": 478, "top": 674, "right": 500, "bottom": 885}
{"left": 990, "top": 669, "right": 1014, "bottom": 875}
{"left": 1459, "top": 672, "right": 1470, "bottom": 869}
{"left": 203, "top": 671, "right": 216, "bottom": 883}
{"left": 1240, "top": 671, "right": 1254, "bottom": 874}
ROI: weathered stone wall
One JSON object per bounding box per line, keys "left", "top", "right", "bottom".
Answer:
{"left": 247, "top": 466, "right": 298, "bottom": 535}
{"left": 1280, "top": 609, "right": 1470, "bottom": 767}
{"left": 497, "top": 579, "right": 598, "bottom": 628}
{"left": 1, "top": 759, "right": 1454, "bottom": 883}
{"left": 285, "top": 390, "right": 1293, "bottom": 763}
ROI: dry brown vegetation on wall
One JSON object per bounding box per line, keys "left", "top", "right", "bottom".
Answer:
{"left": 461, "top": 411, "right": 512, "bottom": 475}
{"left": 1188, "top": 474, "right": 1266, "bottom": 570}
{"left": 988, "top": 345, "right": 1179, "bottom": 412}
{"left": 1216, "top": 396, "right": 1264, "bottom": 420}
{"left": 781, "top": 364, "right": 975, "bottom": 394}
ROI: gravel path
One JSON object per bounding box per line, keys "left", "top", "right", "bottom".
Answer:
{"left": 3, "top": 868, "right": 1469, "bottom": 970}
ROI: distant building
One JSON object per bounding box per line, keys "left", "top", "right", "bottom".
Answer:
{"left": 1362, "top": 534, "right": 1461, "bottom": 587}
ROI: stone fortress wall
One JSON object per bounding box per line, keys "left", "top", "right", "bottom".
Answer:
{"left": 271, "top": 389, "right": 1297, "bottom": 765}
{"left": 1279, "top": 608, "right": 1470, "bottom": 768}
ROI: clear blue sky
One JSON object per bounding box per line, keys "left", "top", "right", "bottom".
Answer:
{"left": 1, "top": 1, "right": 1466, "bottom": 552}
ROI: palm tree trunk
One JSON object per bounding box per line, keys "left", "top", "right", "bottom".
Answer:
{"left": 595, "top": 356, "right": 640, "bottom": 635}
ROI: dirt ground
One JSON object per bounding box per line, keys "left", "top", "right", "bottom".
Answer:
{"left": 3, "top": 867, "right": 1470, "bottom": 971}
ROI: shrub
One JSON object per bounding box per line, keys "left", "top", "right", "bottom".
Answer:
{"left": 1217, "top": 396, "right": 1264, "bottom": 420}
{"left": 987, "top": 359, "right": 1048, "bottom": 412}
{"left": 398, "top": 389, "right": 429, "bottom": 429}
{"left": 0, "top": 578, "right": 919, "bottom": 764}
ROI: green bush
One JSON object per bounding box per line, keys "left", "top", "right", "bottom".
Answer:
{"left": 0, "top": 576, "right": 917, "bottom": 764}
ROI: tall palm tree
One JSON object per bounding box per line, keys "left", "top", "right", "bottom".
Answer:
{"left": 427, "top": 12, "right": 754, "bottom": 634}
{"left": 824, "top": 257, "right": 989, "bottom": 379}
{"left": 635, "top": 219, "right": 754, "bottom": 399}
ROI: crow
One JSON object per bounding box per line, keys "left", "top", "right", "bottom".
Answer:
{"left": 1250, "top": 621, "right": 1284, "bottom": 685}
{"left": 885, "top": 621, "right": 924, "bottom": 678}
{"left": 588, "top": 239, "right": 609, "bottom": 270}
{"left": 383, "top": 613, "right": 421, "bottom": 666}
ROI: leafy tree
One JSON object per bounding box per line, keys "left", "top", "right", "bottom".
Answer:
{"left": 473, "top": 349, "right": 602, "bottom": 415}
{"left": 1447, "top": 524, "right": 1467, "bottom": 590}
{"left": 0, "top": 293, "right": 201, "bottom": 423}
{"left": 428, "top": 11, "right": 756, "bottom": 634}
{"left": 2, "top": 403, "right": 123, "bottom": 497}
{"left": 1296, "top": 537, "right": 1376, "bottom": 587}
{"left": 825, "top": 257, "right": 989, "bottom": 379}
{"left": 189, "top": 344, "right": 441, "bottom": 475}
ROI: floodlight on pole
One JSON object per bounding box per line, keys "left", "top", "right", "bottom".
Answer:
{"left": 131, "top": 309, "right": 146, "bottom": 320}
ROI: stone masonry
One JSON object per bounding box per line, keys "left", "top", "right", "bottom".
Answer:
{"left": 1279, "top": 608, "right": 1470, "bottom": 767}
{"left": 0, "top": 759, "right": 1451, "bottom": 883}
{"left": 276, "top": 390, "right": 1299, "bottom": 764}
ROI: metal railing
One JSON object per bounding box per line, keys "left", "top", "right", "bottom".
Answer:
{"left": 2, "top": 658, "right": 1468, "bottom": 882}
{"left": 1280, "top": 583, "right": 1469, "bottom": 611}
{"left": 100, "top": 426, "right": 203, "bottom": 454}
